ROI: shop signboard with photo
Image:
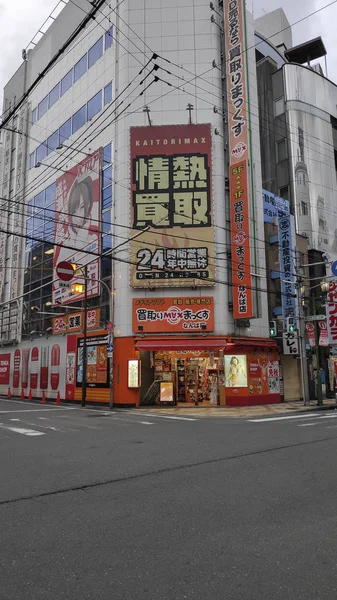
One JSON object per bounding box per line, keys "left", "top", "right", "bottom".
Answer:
{"left": 132, "top": 297, "right": 214, "bottom": 333}
{"left": 130, "top": 124, "right": 215, "bottom": 288}
{"left": 224, "top": 349, "right": 281, "bottom": 403}
{"left": 76, "top": 334, "right": 108, "bottom": 388}
{"left": 52, "top": 150, "right": 101, "bottom": 305}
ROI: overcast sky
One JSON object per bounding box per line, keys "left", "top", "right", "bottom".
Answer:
{"left": 0, "top": 0, "right": 336, "bottom": 110}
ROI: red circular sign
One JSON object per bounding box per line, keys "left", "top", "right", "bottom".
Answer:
{"left": 56, "top": 261, "right": 75, "bottom": 282}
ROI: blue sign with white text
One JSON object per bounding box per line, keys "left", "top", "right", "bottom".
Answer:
{"left": 278, "top": 214, "right": 297, "bottom": 327}
{"left": 263, "top": 190, "right": 290, "bottom": 223}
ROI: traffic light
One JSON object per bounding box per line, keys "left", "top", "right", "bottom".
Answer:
{"left": 286, "top": 317, "right": 295, "bottom": 333}
{"left": 269, "top": 320, "right": 277, "bottom": 337}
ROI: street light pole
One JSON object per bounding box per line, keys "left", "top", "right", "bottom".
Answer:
{"left": 81, "top": 264, "right": 88, "bottom": 407}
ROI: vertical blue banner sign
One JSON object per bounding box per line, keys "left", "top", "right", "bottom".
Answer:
{"left": 278, "top": 215, "right": 297, "bottom": 327}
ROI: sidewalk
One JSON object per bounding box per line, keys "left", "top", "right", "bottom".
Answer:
{"left": 136, "top": 399, "right": 337, "bottom": 418}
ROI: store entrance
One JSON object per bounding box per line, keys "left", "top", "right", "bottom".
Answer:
{"left": 152, "top": 350, "right": 220, "bottom": 405}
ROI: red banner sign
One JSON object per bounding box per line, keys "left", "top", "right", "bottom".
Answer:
{"left": 318, "top": 320, "right": 328, "bottom": 347}
{"left": 305, "top": 321, "right": 316, "bottom": 347}
{"left": 327, "top": 281, "right": 337, "bottom": 344}
{"left": 0, "top": 353, "right": 10, "bottom": 385}
{"left": 229, "top": 161, "right": 254, "bottom": 318}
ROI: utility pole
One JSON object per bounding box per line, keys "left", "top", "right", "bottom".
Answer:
{"left": 312, "top": 295, "right": 323, "bottom": 405}
{"left": 81, "top": 264, "right": 88, "bottom": 408}
{"left": 186, "top": 103, "right": 194, "bottom": 124}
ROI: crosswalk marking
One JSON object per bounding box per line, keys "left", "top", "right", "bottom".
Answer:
{"left": 119, "top": 410, "right": 197, "bottom": 422}
{"left": 247, "top": 413, "right": 320, "bottom": 423}
{"left": 0, "top": 424, "right": 45, "bottom": 437}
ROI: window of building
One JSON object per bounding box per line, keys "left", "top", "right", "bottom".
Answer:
{"left": 279, "top": 186, "right": 289, "bottom": 200}
{"left": 74, "top": 54, "right": 87, "bottom": 83}
{"left": 277, "top": 139, "right": 287, "bottom": 162}
{"left": 37, "top": 95, "right": 49, "bottom": 119}
{"left": 34, "top": 191, "right": 45, "bottom": 210}
{"left": 36, "top": 143, "right": 47, "bottom": 164}
{"left": 88, "top": 37, "right": 103, "bottom": 68}
{"left": 102, "top": 210, "right": 111, "bottom": 233}
{"left": 301, "top": 201, "right": 308, "bottom": 216}
{"left": 103, "top": 142, "right": 112, "bottom": 165}
{"left": 72, "top": 105, "right": 86, "bottom": 134}
{"left": 102, "top": 165, "right": 112, "bottom": 188}
{"left": 46, "top": 131, "right": 59, "bottom": 155}
{"left": 102, "top": 235, "right": 112, "bottom": 252}
{"left": 104, "top": 82, "right": 112, "bottom": 105}
{"left": 61, "top": 70, "right": 73, "bottom": 96}
{"left": 103, "top": 186, "right": 112, "bottom": 210}
{"left": 87, "top": 90, "right": 102, "bottom": 120}
{"left": 105, "top": 27, "right": 113, "bottom": 50}
{"left": 29, "top": 152, "right": 35, "bottom": 169}
{"left": 45, "top": 183, "right": 56, "bottom": 207}
{"left": 32, "top": 108, "right": 37, "bottom": 125}
{"left": 49, "top": 83, "right": 60, "bottom": 108}
{"left": 59, "top": 118, "right": 72, "bottom": 144}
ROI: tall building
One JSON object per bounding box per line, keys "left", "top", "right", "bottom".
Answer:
{"left": 1, "top": 1, "right": 332, "bottom": 407}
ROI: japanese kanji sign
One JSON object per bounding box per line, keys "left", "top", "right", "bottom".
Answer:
{"left": 129, "top": 124, "right": 215, "bottom": 287}
{"left": 305, "top": 321, "right": 316, "bottom": 348}
{"left": 263, "top": 189, "right": 290, "bottom": 224}
{"left": 318, "top": 320, "right": 328, "bottom": 347}
{"left": 224, "top": 0, "right": 249, "bottom": 165}
{"left": 283, "top": 332, "right": 299, "bottom": 356}
{"left": 229, "top": 160, "right": 254, "bottom": 318}
{"left": 132, "top": 297, "right": 214, "bottom": 333}
{"left": 52, "top": 308, "right": 100, "bottom": 335}
{"left": 278, "top": 215, "right": 297, "bottom": 328}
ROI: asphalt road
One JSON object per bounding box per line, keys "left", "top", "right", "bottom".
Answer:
{"left": 1, "top": 398, "right": 337, "bottom": 599}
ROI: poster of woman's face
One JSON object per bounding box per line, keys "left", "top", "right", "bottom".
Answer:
{"left": 224, "top": 355, "right": 248, "bottom": 388}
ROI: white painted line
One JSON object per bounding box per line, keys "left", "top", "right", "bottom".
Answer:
{"left": 140, "top": 421, "right": 154, "bottom": 426}
{"left": 298, "top": 422, "right": 322, "bottom": 427}
{"left": 319, "top": 414, "right": 337, "bottom": 419}
{"left": 247, "top": 413, "right": 321, "bottom": 423}
{"left": 0, "top": 408, "right": 76, "bottom": 414}
{"left": 0, "top": 424, "right": 45, "bottom": 437}
{"left": 124, "top": 411, "right": 197, "bottom": 422}
{"left": 10, "top": 418, "right": 20, "bottom": 422}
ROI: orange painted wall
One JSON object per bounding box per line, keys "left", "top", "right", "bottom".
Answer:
{"left": 113, "top": 337, "right": 139, "bottom": 406}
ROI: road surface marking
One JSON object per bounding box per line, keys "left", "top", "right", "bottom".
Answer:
{"left": 0, "top": 424, "right": 45, "bottom": 437}
{"left": 0, "top": 408, "right": 76, "bottom": 414}
{"left": 319, "top": 414, "right": 337, "bottom": 419}
{"left": 247, "top": 414, "right": 321, "bottom": 423}
{"left": 298, "top": 422, "right": 322, "bottom": 427}
{"left": 119, "top": 410, "right": 197, "bottom": 422}
{"left": 10, "top": 418, "right": 20, "bottom": 422}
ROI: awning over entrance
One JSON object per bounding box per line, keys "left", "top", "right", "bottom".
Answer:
{"left": 134, "top": 337, "right": 227, "bottom": 352}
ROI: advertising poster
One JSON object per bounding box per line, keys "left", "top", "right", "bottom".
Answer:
{"left": 52, "top": 149, "right": 101, "bottom": 305}
{"left": 52, "top": 308, "right": 100, "bottom": 335}
{"left": 225, "top": 355, "right": 247, "bottom": 387}
{"left": 76, "top": 335, "right": 108, "bottom": 388}
{"left": 229, "top": 161, "right": 254, "bottom": 318}
{"left": 160, "top": 382, "right": 174, "bottom": 403}
{"left": 132, "top": 297, "right": 214, "bottom": 333}
{"left": 129, "top": 124, "right": 215, "bottom": 288}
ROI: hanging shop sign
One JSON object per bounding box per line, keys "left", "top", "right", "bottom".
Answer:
{"left": 327, "top": 281, "right": 337, "bottom": 345}
{"left": 52, "top": 149, "right": 102, "bottom": 305}
{"left": 305, "top": 321, "right": 316, "bottom": 348}
{"left": 52, "top": 308, "right": 100, "bottom": 335}
{"left": 129, "top": 124, "right": 215, "bottom": 288}
{"left": 282, "top": 332, "right": 299, "bottom": 356}
{"left": 278, "top": 214, "right": 297, "bottom": 330}
{"left": 318, "top": 320, "right": 329, "bottom": 347}
{"left": 132, "top": 297, "right": 214, "bottom": 333}
{"left": 229, "top": 161, "right": 254, "bottom": 318}
{"left": 263, "top": 189, "right": 290, "bottom": 224}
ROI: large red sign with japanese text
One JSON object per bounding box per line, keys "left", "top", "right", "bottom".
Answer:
{"left": 130, "top": 124, "right": 215, "bottom": 288}
{"left": 229, "top": 161, "right": 254, "bottom": 318}
{"left": 132, "top": 297, "right": 214, "bottom": 333}
{"left": 52, "top": 150, "right": 101, "bottom": 305}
